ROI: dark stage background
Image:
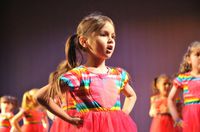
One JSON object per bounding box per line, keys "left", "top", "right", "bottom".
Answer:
{"left": 1, "top": 1, "right": 200, "bottom": 131}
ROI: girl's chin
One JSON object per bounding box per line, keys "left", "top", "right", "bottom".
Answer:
{"left": 105, "top": 55, "right": 112, "bottom": 59}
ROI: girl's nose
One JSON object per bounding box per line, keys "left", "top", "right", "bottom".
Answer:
{"left": 108, "top": 36, "right": 114, "bottom": 44}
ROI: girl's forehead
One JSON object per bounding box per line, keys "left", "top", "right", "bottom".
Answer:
{"left": 0, "top": 98, "right": 9, "bottom": 102}
{"left": 191, "top": 47, "right": 200, "bottom": 53}
{"left": 158, "top": 78, "right": 169, "bottom": 83}
{"left": 105, "top": 21, "right": 114, "bottom": 28}
{"left": 100, "top": 22, "right": 115, "bottom": 33}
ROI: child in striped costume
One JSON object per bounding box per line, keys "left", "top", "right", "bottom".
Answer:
{"left": 149, "top": 74, "right": 180, "bottom": 132}
{"left": 11, "top": 89, "right": 49, "bottom": 132}
{"left": 168, "top": 41, "right": 200, "bottom": 132}
{"left": 0, "top": 95, "right": 17, "bottom": 132}
{"left": 36, "top": 12, "right": 137, "bottom": 132}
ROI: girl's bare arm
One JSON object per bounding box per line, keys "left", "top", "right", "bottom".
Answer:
{"left": 10, "top": 109, "right": 24, "bottom": 132}
{"left": 168, "top": 86, "right": 181, "bottom": 121}
{"left": 35, "top": 84, "right": 82, "bottom": 125}
{"left": 121, "top": 83, "right": 137, "bottom": 115}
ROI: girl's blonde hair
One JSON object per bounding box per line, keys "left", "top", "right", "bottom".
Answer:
{"left": 151, "top": 74, "right": 171, "bottom": 95}
{"left": 47, "top": 60, "right": 70, "bottom": 99}
{"left": 179, "top": 41, "right": 200, "bottom": 74}
{"left": 21, "top": 88, "right": 39, "bottom": 109}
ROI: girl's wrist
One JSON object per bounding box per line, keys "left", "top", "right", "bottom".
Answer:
{"left": 174, "top": 118, "right": 182, "bottom": 127}
{"left": 52, "top": 115, "right": 55, "bottom": 121}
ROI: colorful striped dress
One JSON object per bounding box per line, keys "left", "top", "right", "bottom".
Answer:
{"left": 51, "top": 65, "right": 137, "bottom": 132}
{"left": 174, "top": 72, "right": 200, "bottom": 132}
{"left": 149, "top": 96, "right": 179, "bottom": 132}
{"left": 21, "top": 109, "right": 47, "bottom": 132}
{"left": 0, "top": 113, "right": 13, "bottom": 132}
{"left": 50, "top": 93, "right": 77, "bottom": 132}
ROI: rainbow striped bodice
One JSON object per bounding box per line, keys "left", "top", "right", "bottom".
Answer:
{"left": 60, "top": 65, "right": 129, "bottom": 113}
{"left": 174, "top": 72, "right": 200, "bottom": 105}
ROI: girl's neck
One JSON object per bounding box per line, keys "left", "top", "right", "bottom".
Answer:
{"left": 158, "top": 93, "right": 168, "bottom": 98}
{"left": 84, "top": 59, "right": 109, "bottom": 74}
{"left": 190, "top": 69, "right": 200, "bottom": 77}
{"left": 84, "top": 57, "right": 106, "bottom": 68}
{"left": 1, "top": 109, "right": 10, "bottom": 114}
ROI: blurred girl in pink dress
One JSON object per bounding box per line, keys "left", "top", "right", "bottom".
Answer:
{"left": 11, "top": 88, "right": 49, "bottom": 132}
{"left": 149, "top": 74, "right": 180, "bottom": 132}
{"left": 0, "top": 95, "right": 17, "bottom": 132}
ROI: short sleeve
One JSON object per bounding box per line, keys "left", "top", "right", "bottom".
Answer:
{"left": 59, "top": 69, "right": 81, "bottom": 91}
{"left": 150, "top": 96, "right": 156, "bottom": 104}
{"left": 116, "top": 67, "right": 130, "bottom": 90}
{"left": 173, "top": 75, "right": 183, "bottom": 89}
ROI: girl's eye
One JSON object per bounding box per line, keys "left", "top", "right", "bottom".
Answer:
{"left": 164, "top": 82, "right": 171, "bottom": 86}
{"left": 196, "top": 52, "right": 200, "bottom": 56}
{"left": 99, "top": 32, "right": 116, "bottom": 39}
{"left": 112, "top": 35, "right": 116, "bottom": 40}
{"left": 2, "top": 101, "right": 9, "bottom": 104}
{"left": 99, "top": 33, "right": 107, "bottom": 36}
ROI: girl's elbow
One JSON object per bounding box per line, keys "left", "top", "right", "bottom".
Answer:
{"left": 37, "top": 97, "right": 48, "bottom": 106}
{"left": 134, "top": 93, "right": 137, "bottom": 101}
{"left": 132, "top": 92, "right": 137, "bottom": 102}
{"left": 167, "top": 96, "right": 174, "bottom": 103}
{"left": 10, "top": 119, "right": 17, "bottom": 126}
{"left": 35, "top": 93, "right": 48, "bottom": 106}
{"left": 149, "top": 111, "right": 153, "bottom": 117}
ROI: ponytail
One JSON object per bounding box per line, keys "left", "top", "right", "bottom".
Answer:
{"left": 67, "top": 35, "right": 78, "bottom": 68}
{"left": 45, "top": 34, "right": 85, "bottom": 101}
{"left": 151, "top": 77, "right": 159, "bottom": 95}
{"left": 45, "top": 59, "right": 72, "bottom": 102}
{"left": 65, "top": 34, "right": 85, "bottom": 69}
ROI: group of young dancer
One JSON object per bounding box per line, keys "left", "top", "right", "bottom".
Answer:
{"left": 0, "top": 89, "right": 49, "bottom": 132}
{"left": 149, "top": 41, "right": 200, "bottom": 132}
{"left": 0, "top": 12, "right": 200, "bottom": 132}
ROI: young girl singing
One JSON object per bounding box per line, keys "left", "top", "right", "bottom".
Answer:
{"left": 36, "top": 12, "right": 137, "bottom": 132}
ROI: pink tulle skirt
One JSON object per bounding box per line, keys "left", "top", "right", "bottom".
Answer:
{"left": 22, "top": 123, "right": 46, "bottom": 132}
{"left": 182, "top": 104, "right": 200, "bottom": 132}
{"left": 0, "top": 127, "right": 10, "bottom": 132}
{"left": 50, "top": 110, "right": 137, "bottom": 132}
{"left": 150, "top": 114, "right": 179, "bottom": 132}
{"left": 50, "top": 109, "right": 78, "bottom": 132}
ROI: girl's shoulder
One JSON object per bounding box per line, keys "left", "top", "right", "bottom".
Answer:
{"left": 61, "top": 65, "right": 86, "bottom": 76}
{"left": 150, "top": 95, "right": 157, "bottom": 100}
{"left": 150, "top": 95, "right": 160, "bottom": 101}
{"left": 7, "top": 112, "right": 14, "bottom": 119}
{"left": 176, "top": 72, "right": 191, "bottom": 78}
{"left": 109, "top": 66, "right": 128, "bottom": 74}
{"left": 175, "top": 72, "right": 192, "bottom": 81}
{"left": 66, "top": 65, "right": 86, "bottom": 72}
{"left": 0, "top": 112, "right": 14, "bottom": 119}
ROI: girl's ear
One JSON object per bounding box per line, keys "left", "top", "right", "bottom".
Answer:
{"left": 79, "top": 36, "right": 88, "bottom": 48}
{"left": 186, "top": 55, "right": 191, "bottom": 65}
